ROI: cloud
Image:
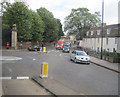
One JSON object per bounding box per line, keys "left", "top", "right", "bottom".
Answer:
{"left": 27, "top": 0, "right": 119, "bottom": 25}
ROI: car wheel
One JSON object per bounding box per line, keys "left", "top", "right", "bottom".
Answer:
{"left": 87, "top": 62, "right": 90, "bottom": 65}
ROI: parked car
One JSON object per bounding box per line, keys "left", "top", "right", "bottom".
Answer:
{"left": 28, "top": 45, "right": 41, "bottom": 51}
{"left": 64, "top": 42, "right": 71, "bottom": 47}
{"left": 62, "top": 46, "right": 70, "bottom": 53}
{"left": 70, "top": 50, "right": 90, "bottom": 64}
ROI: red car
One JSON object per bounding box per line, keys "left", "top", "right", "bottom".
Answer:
{"left": 56, "top": 41, "right": 64, "bottom": 50}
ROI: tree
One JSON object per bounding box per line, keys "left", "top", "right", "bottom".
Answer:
{"left": 64, "top": 8, "right": 101, "bottom": 39}
{"left": 57, "top": 19, "right": 64, "bottom": 39}
{"left": 2, "top": 2, "right": 32, "bottom": 41}
{"left": 2, "top": 2, "right": 44, "bottom": 43}
{"left": 37, "top": 7, "right": 59, "bottom": 42}
{"left": 28, "top": 10, "right": 44, "bottom": 42}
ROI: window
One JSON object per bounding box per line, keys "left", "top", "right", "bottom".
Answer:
{"left": 97, "top": 47, "right": 99, "bottom": 52}
{"left": 106, "top": 38, "right": 108, "bottom": 45}
{"left": 97, "top": 30, "right": 101, "bottom": 35}
{"left": 91, "top": 31, "right": 94, "bottom": 35}
{"left": 98, "top": 38, "right": 99, "bottom": 43}
{"left": 86, "top": 31, "right": 89, "bottom": 36}
{"left": 107, "top": 28, "right": 111, "bottom": 34}
{"left": 115, "top": 37, "right": 118, "bottom": 44}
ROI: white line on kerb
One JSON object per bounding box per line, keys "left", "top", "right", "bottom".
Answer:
{"left": 17, "top": 76, "right": 29, "bottom": 80}
{"left": 0, "top": 77, "right": 12, "bottom": 80}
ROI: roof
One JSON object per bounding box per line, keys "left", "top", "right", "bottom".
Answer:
{"left": 89, "top": 24, "right": 120, "bottom": 31}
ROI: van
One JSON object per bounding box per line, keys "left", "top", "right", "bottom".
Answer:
{"left": 56, "top": 41, "right": 64, "bottom": 50}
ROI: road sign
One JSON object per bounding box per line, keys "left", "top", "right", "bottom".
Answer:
{"left": 43, "top": 47, "right": 46, "bottom": 52}
{"left": 40, "top": 62, "right": 48, "bottom": 78}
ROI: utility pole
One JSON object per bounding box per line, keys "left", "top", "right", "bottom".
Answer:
{"left": 100, "top": 0, "right": 104, "bottom": 59}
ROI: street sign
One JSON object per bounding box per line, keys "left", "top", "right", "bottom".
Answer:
{"left": 40, "top": 62, "right": 48, "bottom": 78}
{"left": 43, "top": 47, "right": 46, "bottom": 52}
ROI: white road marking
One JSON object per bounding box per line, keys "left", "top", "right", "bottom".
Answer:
{"left": 33, "top": 58, "right": 36, "bottom": 61}
{"left": 0, "top": 56, "right": 22, "bottom": 61}
{"left": 0, "top": 77, "right": 12, "bottom": 80}
{"left": 16, "top": 76, "right": 29, "bottom": 80}
{"left": 59, "top": 54, "right": 61, "bottom": 56}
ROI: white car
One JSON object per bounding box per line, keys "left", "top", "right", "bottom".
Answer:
{"left": 70, "top": 50, "right": 90, "bottom": 64}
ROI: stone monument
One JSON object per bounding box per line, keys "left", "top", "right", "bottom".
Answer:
{"left": 11, "top": 24, "right": 17, "bottom": 49}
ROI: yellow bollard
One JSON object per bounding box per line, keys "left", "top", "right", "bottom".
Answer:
{"left": 40, "top": 62, "right": 48, "bottom": 78}
{"left": 43, "top": 47, "right": 46, "bottom": 52}
{"left": 40, "top": 47, "right": 42, "bottom": 52}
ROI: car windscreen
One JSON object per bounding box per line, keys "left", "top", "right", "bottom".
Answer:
{"left": 33, "top": 46, "right": 38, "bottom": 48}
{"left": 64, "top": 46, "right": 69, "bottom": 49}
{"left": 57, "top": 43, "right": 63, "bottom": 46}
{"left": 76, "top": 52, "right": 87, "bottom": 56}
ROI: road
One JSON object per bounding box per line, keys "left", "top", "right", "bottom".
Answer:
{"left": 2, "top": 47, "right": 118, "bottom": 95}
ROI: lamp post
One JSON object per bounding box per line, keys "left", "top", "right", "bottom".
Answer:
{"left": 101, "top": 0, "right": 104, "bottom": 59}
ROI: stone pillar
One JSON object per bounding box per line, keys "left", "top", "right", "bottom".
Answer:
{"left": 11, "top": 24, "right": 17, "bottom": 49}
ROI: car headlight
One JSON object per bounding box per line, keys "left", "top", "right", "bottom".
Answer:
{"left": 76, "top": 56, "right": 80, "bottom": 60}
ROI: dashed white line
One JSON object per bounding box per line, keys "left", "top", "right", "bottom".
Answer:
{"left": 33, "top": 58, "right": 36, "bottom": 61}
{"left": 0, "top": 77, "right": 12, "bottom": 80}
{"left": 0, "top": 56, "right": 22, "bottom": 61}
{"left": 16, "top": 76, "right": 29, "bottom": 80}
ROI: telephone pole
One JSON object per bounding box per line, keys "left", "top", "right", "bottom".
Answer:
{"left": 100, "top": 0, "right": 104, "bottom": 59}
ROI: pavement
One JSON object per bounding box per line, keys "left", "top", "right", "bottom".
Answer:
{"left": 90, "top": 56, "right": 120, "bottom": 73}
{"left": 2, "top": 79, "right": 53, "bottom": 95}
{"left": 32, "top": 77, "right": 85, "bottom": 95}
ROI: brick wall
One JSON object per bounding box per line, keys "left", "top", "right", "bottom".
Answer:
{"left": 17, "top": 42, "right": 56, "bottom": 49}
{"left": 17, "top": 42, "right": 32, "bottom": 49}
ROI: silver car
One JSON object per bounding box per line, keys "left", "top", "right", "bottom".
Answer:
{"left": 70, "top": 50, "right": 90, "bottom": 64}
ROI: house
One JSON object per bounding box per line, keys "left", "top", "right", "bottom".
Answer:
{"left": 60, "top": 36, "right": 70, "bottom": 42}
{"left": 69, "top": 34, "right": 76, "bottom": 44}
{"left": 79, "top": 24, "right": 120, "bottom": 53}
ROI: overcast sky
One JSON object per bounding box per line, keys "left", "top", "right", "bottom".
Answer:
{"left": 10, "top": 0, "right": 119, "bottom": 26}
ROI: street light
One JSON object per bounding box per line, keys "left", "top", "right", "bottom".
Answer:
{"left": 101, "top": 0, "right": 104, "bottom": 59}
